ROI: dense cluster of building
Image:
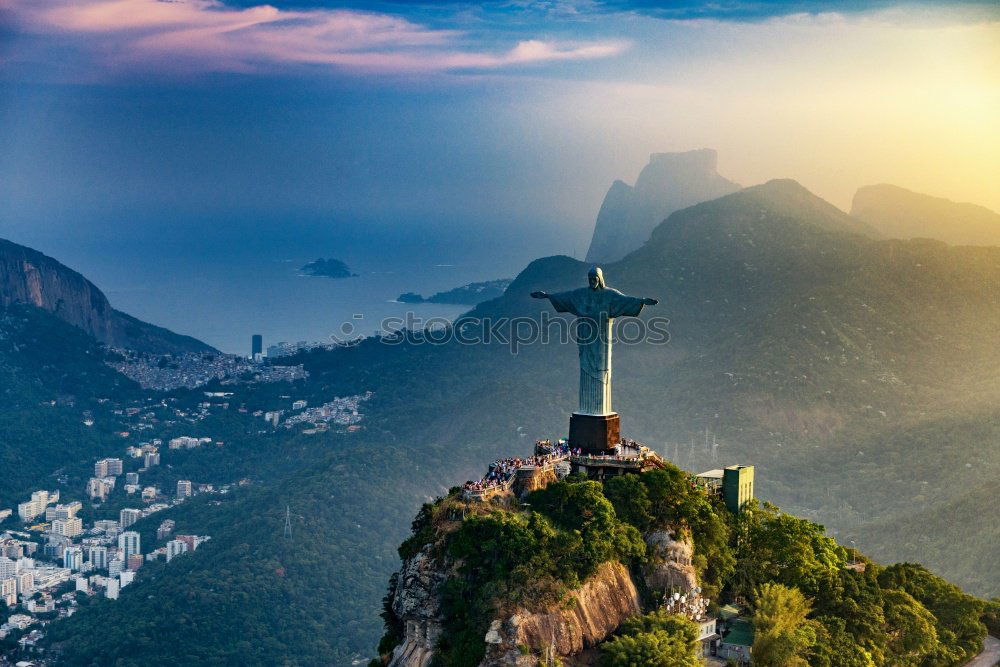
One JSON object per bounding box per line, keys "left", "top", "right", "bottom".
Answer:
{"left": 1, "top": 486, "right": 212, "bottom": 651}
{"left": 107, "top": 349, "right": 308, "bottom": 391}
{"left": 274, "top": 392, "right": 372, "bottom": 433}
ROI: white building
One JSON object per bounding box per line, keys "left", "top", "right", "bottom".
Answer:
{"left": 0, "top": 556, "right": 15, "bottom": 579}
{"left": 94, "top": 458, "right": 124, "bottom": 477}
{"left": 88, "top": 545, "right": 108, "bottom": 570}
{"left": 176, "top": 480, "right": 192, "bottom": 498}
{"left": 105, "top": 577, "right": 119, "bottom": 600}
{"left": 120, "top": 508, "right": 142, "bottom": 529}
{"left": 14, "top": 570, "right": 33, "bottom": 597}
{"left": 17, "top": 490, "right": 54, "bottom": 522}
{"left": 86, "top": 477, "right": 115, "bottom": 501}
{"left": 45, "top": 501, "right": 82, "bottom": 521}
{"left": 165, "top": 539, "right": 189, "bottom": 562}
{"left": 0, "top": 578, "right": 15, "bottom": 606}
{"left": 119, "top": 570, "right": 135, "bottom": 588}
{"left": 63, "top": 546, "right": 84, "bottom": 571}
{"left": 108, "top": 558, "right": 124, "bottom": 577}
{"left": 118, "top": 531, "right": 140, "bottom": 562}
{"left": 52, "top": 516, "right": 83, "bottom": 538}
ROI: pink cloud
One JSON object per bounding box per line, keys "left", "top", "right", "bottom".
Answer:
{"left": 1, "top": 0, "right": 627, "bottom": 74}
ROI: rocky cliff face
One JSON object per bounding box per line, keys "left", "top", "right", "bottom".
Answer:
{"left": 0, "top": 238, "right": 213, "bottom": 354}
{"left": 585, "top": 149, "right": 740, "bottom": 263}
{"left": 388, "top": 545, "right": 448, "bottom": 667}
{"left": 385, "top": 525, "right": 700, "bottom": 667}
{"left": 481, "top": 561, "right": 641, "bottom": 666}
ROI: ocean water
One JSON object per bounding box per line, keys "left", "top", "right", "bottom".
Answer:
{"left": 97, "top": 255, "right": 499, "bottom": 354}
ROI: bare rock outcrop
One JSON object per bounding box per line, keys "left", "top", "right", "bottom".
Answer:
{"left": 388, "top": 546, "right": 449, "bottom": 667}
{"left": 642, "top": 529, "right": 698, "bottom": 594}
{"left": 481, "top": 561, "right": 642, "bottom": 666}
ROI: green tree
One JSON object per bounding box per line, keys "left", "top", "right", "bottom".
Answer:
{"left": 752, "top": 582, "right": 817, "bottom": 667}
{"left": 881, "top": 589, "right": 938, "bottom": 665}
{"left": 601, "top": 612, "right": 700, "bottom": 667}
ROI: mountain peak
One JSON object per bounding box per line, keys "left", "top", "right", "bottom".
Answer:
{"left": 585, "top": 149, "right": 740, "bottom": 263}
{"left": 0, "top": 237, "right": 214, "bottom": 354}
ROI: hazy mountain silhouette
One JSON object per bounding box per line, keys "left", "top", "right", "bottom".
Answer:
{"left": 851, "top": 184, "right": 1000, "bottom": 246}
{"left": 585, "top": 149, "right": 741, "bottom": 263}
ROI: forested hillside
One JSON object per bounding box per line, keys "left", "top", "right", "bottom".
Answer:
{"left": 11, "top": 179, "right": 1000, "bottom": 664}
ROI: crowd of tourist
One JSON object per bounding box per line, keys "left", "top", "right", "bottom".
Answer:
{"left": 462, "top": 450, "right": 571, "bottom": 492}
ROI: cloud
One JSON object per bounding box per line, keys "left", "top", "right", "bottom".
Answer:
{"left": 0, "top": 0, "right": 627, "bottom": 75}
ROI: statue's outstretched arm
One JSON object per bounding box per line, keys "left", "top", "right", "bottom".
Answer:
{"left": 642, "top": 297, "right": 658, "bottom": 305}
{"left": 530, "top": 291, "right": 549, "bottom": 299}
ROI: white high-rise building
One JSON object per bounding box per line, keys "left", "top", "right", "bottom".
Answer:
{"left": 165, "top": 539, "right": 189, "bottom": 562}
{"left": 120, "top": 508, "right": 142, "bottom": 529}
{"left": 88, "top": 545, "right": 108, "bottom": 570}
{"left": 119, "top": 570, "right": 135, "bottom": 588}
{"left": 63, "top": 546, "right": 84, "bottom": 571}
{"left": 94, "top": 458, "right": 123, "bottom": 477}
{"left": 105, "top": 577, "right": 119, "bottom": 600}
{"left": 118, "top": 531, "right": 140, "bottom": 562}
{"left": 0, "top": 578, "right": 16, "bottom": 606}
{"left": 15, "top": 571, "right": 34, "bottom": 597}
{"left": 0, "top": 557, "right": 15, "bottom": 579}
{"left": 176, "top": 480, "right": 192, "bottom": 498}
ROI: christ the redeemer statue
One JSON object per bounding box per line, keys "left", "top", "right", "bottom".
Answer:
{"left": 532, "top": 267, "right": 657, "bottom": 452}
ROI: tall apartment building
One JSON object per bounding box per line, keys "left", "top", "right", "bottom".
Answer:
{"left": 0, "top": 578, "right": 16, "bottom": 607}
{"left": 0, "top": 556, "right": 15, "bottom": 579}
{"left": 165, "top": 539, "right": 189, "bottom": 562}
{"left": 176, "top": 480, "right": 192, "bottom": 499}
{"left": 118, "top": 531, "right": 141, "bottom": 562}
{"left": 125, "top": 472, "right": 140, "bottom": 485}
{"left": 63, "top": 546, "right": 84, "bottom": 571}
{"left": 143, "top": 451, "right": 160, "bottom": 467}
{"left": 120, "top": 508, "right": 142, "bottom": 529}
{"left": 51, "top": 517, "right": 83, "bottom": 538}
{"left": 88, "top": 545, "right": 109, "bottom": 570}
{"left": 17, "top": 490, "right": 53, "bottom": 521}
{"left": 94, "top": 458, "right": 123, "bottom": 477}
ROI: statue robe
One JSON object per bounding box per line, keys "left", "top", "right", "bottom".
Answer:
{"left": 546, "top": 286, "right": 647, "bottom": 416}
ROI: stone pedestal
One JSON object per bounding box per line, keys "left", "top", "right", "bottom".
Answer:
{"left": 569, "top": 413, "right": 620, "bottom": 454}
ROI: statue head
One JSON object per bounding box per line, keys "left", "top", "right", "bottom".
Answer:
{"left": 588, "top": 266, "right": 606, "bottom": 290}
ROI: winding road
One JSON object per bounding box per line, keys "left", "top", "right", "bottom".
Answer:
{"left": 967, "top": 635, "right": 1000, "bottom": 667}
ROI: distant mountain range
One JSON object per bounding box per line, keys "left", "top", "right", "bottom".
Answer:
{"left": 0, "top": 238, "right": 214, "bottom": 354}
{"left": 585, "top": 149, "right": 741, "bottom": 263}
{"left": 851, "top": 183, "right": 1000, "bottom": 246}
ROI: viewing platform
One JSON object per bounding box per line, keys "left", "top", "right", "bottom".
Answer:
{"left": 569, "top": 438, "right": 666, "bottom": 480}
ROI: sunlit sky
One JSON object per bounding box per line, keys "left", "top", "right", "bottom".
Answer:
{"left": 1, "top": 0, "right": 998, "bottom": 270}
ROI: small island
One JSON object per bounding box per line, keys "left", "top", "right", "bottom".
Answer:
{"left": 397, "top": 278, "right": 511, "bottom": 305}
{"left": 300, "top": 258, "right": 357, "bottom": 279}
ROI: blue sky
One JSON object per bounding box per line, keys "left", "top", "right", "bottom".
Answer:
{"left": 1, "top": 0, "right": 998, "bottom": 279}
